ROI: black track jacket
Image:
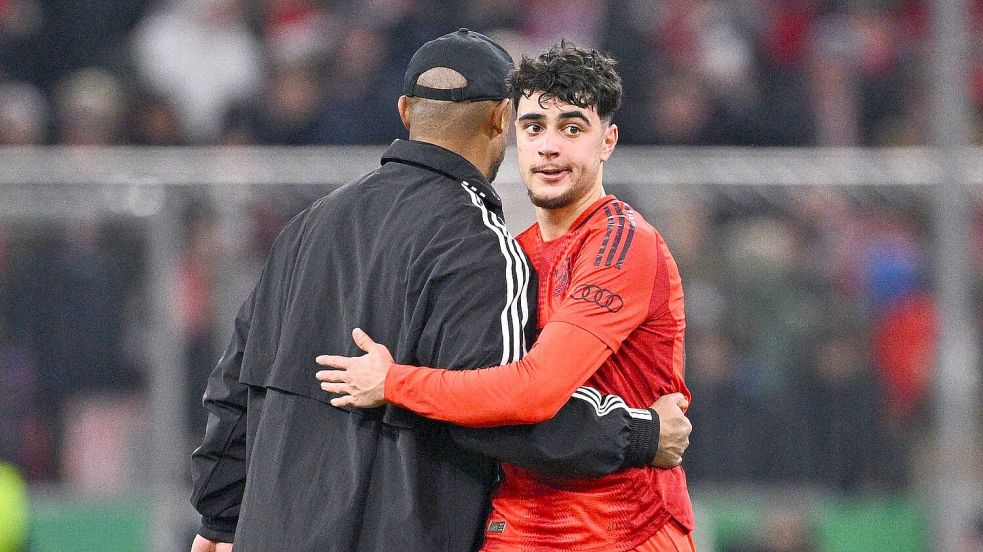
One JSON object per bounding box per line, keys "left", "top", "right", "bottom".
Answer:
{"left": 190, "top": 140, "right": 660, "bottom": 552}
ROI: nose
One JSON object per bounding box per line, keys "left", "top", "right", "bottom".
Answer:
{"left": 537, "top": 130, "right": 560, "bottom": 160}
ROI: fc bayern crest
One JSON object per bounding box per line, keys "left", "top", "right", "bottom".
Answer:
{"left": 552, "top": 257, "right": 571, "bottom": 297}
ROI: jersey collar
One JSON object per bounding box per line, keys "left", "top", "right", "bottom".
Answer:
{"left": 570, "top": 194, "right": 618, "bottom": 232}
{"left": 381, "top": 139, "right": 502, "bottom": 208}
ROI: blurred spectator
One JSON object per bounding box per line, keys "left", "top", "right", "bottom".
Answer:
{"left": 178, "top": 203, "right": 219, "bottom": 437}
{"left": 61, "top": 393, "right": 144, "bottom": 493}
{"left": 131, "top": 0, "right": 264, "bottom": 142}
{"left": 53, "top": 67, "right": 126, "bottom": 145}
{"left": 0, "top": 80, "right": 47, "bottom": 144}
{"left": 800, "top": 310, "right": 887, "bottom": 492}
{"left": 218, "top": 101, "right": 259, "bottom": 145}
{"left": 520, "top": 0, "right": 604, "bottom": 50}
{"left": 0, "top": 345, "right": 39, "bottom": 471}
{"left": 125, "top": 90, "right": 185, "bottom": 145}
{"left": 0, "top": 0, "right": 42, "bottom": 43}
{"left": 459, "top": 0, "right": 523, "bottom": 32}
{"left": 0, "top": 0, "right": 975, "bottom": 146}
{"left": 808, "top": 15, "right": 862, "bottom": 147}
{"left": 260, "top": 0, "right": 338, "bottom": 65}
{"left": 250, "top": 61, "right": 326, "bottom": 145}
{"left": 872, "top": 292, "right": 935, "bottom": 423}
{"left": 314, "top": 25, "right": 404, "bottom": 144}
{"left": 685, "top": 329, "right": 758, "bottom": 482}
{"left": 856, "top": 205, "right": 935, "bottom": 444}
{"left": 1, "top": 0, "right": 147, "bottom": 90}
{"left": 3, "top": 223, "right": 137, "bottom": 480}
{"left": 642, "top": 72, "right": 721, "bottom": 145}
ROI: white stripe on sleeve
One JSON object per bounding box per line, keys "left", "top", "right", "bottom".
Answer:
{"left": 461, "top": 182, "right": 530, "bottom": 363}
{"left": 572, "top": 386, "right": 653, "bottom": 420}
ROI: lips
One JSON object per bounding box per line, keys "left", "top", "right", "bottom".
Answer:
{"left": 533, "top": 166, "right": 570, "bottom": 183}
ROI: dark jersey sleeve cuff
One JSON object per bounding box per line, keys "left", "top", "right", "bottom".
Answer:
{"left": 198, "top": 516, "right": 237, "bottom": 543}
{"left": 622, "top": 410, "right": 659, "bottom": 468}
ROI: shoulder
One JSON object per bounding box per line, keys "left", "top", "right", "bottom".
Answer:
{"left": 439, "top": 181, "right": 514, "bottom": 242}
{"left": 407, "top": 181, "right": 524, "bottom": 273}
{"left": 576, "top": 198, "right": 662, "bottom": 270}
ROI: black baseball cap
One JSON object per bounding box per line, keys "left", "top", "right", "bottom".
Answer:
{"left": 402, "top": 28, "right": 514, "bottom": 102}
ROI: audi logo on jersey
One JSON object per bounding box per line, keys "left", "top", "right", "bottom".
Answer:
{"left": 571, "top": 284, "right": 624, "bottom": 312}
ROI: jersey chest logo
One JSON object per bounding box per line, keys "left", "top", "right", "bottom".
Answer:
{"left": 571, "top": 284, "right": 624, "bottom": 313}
{"left": 552, "top": 256, "right": 572, "bottom": 297}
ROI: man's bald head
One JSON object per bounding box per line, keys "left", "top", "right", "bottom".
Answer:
{"left": 402, "top": 67, "right": 503, "bottom": 140}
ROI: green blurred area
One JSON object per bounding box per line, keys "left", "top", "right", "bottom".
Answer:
{"left": 17, "top": 491, "right": 928, "bottom": 552}
{"left": 28, "top": 495, "right": 148, "bottom": 552}
{"left": 701, "top": 493, "right": 930, "bottom": 552}
{"left": 0, "top": 464, "right": 29, "bottom": 552}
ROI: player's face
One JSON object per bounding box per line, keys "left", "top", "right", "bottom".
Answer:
{"left": 515, "top": 92, "right": 617, "bottom": 210}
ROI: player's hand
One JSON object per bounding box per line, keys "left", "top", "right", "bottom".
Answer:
{"left": 315, "top": 328, "right": 392, "bottom": 408}
{"left": 649, "top": 393, "right": 691, "bottom": 469}
{"left": 190, "top": 534, "right": 232, "bottom": 552}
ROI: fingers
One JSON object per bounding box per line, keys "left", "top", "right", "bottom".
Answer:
{"left": 352, "top": 327, "right": 376, "bottom": 353}
{"left": 663, "top": 392, "right": 687, "bottom": 407}
{"left": 315, "top": 370, "right": 348, "bottom": 383}
{"left": 650, "top": 393, "right": 689, "bottom": 412}
{"left": 319, "top": 382, "right": 349, "bottom": 394}
{"left": 315, "top": 355, "right": 353, "bottom": 370}
{"left": 671, "top": 393, "right": 690, "bottom": 411}
{"left": 330, "top": 395, "right": 356, "bottom": 408}
{"left": 190, "top": 535, "right": 218, "bottom": 552}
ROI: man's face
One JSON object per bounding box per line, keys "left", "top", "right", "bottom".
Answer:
{"left": 484, "top": 99, "right": 511, "bottom": 183}
{"left": 515, "top": 91, "right": 617, "bottom": 210}
{"left": 488, "top": 136, "right": 506, "bottom": 182}
{"left": 488, "top": 107, "right": 510, "bottom": 182}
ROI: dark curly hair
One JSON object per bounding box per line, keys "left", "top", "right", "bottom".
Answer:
{"left": 507, "top": 41, "right": 622, "bottom": 123}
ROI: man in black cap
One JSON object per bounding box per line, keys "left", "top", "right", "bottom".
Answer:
{"left": 189, "top": 29, "right": 690, "bottom": 552}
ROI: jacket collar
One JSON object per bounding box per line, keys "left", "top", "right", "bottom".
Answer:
{"left": 381, "top": 139, "right": 502, "bottom": 208}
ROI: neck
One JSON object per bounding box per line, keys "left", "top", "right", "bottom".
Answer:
{"left": 536, "top": 178, "right": 606, "bottom": 242}
{"left": 412, "top": 132, "right": 492, "bottom": 180}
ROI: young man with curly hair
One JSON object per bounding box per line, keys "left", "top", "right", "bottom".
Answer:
{"left": 318, "top": 42, "right": 695, "bottom": 551}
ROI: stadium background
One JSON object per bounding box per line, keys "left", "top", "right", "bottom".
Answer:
{"left": 0, "top": 0, "right": 981, "bottom": 551}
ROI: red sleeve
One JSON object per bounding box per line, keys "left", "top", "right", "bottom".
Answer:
{"left": 382, "top": 224, "right": 664, "bottom": 428}
{"left": 384, "top": 321, "right": 612, "bottom": 427}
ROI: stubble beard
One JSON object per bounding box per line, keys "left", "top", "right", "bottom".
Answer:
{"left": 528, "top": 186, "right": 579, "bottom": 210}
{"left": 526, "top": 165, "right": 598, "bottom": 210}
{"left": 487, "top": 143, "right": 506, "bottom": 183}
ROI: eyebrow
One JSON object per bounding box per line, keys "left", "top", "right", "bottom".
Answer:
{"left": 517, "top": 112, "right": 546, "bottom": 123}
{"left": 557, "top": 110, "right": 591, "bottom": 125}
{"left": 516, "top": 110, "right": 593, "bottom": 125}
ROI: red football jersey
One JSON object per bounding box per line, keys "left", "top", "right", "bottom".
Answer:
{"left": 384, "top": 195, "right": 693, "bottom": 549}
{"left": 479, "top": 195, "right": 693, "bottom": 551}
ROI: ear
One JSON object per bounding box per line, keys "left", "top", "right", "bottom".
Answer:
{"left": 489, "top": 99, "right": 511, "bottom": 137}
{"left": 397, "top": 96, "right": 411, "bottom": 131}
{"left": 600, "top": 123, "right": 618, "bottom": 162}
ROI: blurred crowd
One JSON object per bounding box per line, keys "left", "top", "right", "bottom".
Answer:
{"left": 652, "top": 188, "right": 945, "bottom": 492}
{"left": 0, "top": 0, "right": 982, "bottom": 147}
{"left": 1, "top": 1, "right": 983, "bottom": 548}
